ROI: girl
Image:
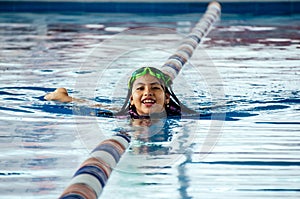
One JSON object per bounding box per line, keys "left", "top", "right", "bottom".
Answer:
{"left": 45, "top": 67, "right": 194, "bottom": 118}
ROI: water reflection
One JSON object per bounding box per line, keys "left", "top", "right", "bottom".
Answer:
{"left": 131, "top": 118, "right": 170, "bottom": 141}
{"left": 130, "top": 118, "right": 177, "bottom": 156}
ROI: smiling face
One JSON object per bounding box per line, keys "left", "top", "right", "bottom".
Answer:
{"left": 130, "top": 74, "right": 170, "bottom": 116}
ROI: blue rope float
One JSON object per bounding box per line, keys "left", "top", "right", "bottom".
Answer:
{"left": 161, "top": 1, "right": 221, "bottom": 80}
{"left": 59, "top": 2, "right": 221, "bottom": 199}
{"left": 59, "top": 133, "right": 131, "bottom": 199}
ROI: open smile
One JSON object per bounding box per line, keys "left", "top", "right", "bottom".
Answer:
{"left": 142, "top": 98, "right": 156, "bottom": 107}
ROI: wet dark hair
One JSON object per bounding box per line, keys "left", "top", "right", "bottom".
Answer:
{"left": 116, "top": 67, "right": 195, "bottom": 119}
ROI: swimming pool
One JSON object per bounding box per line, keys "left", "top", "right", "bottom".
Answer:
{"left": 0, "top": 4, "right": 300, "bottom": 199}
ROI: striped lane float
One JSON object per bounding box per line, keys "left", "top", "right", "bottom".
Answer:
{"left": 59, "top": 133, "right": 131, "bottom": 199}
{"left": 161, "top": 1, "right": 221, "bottom": 80}
{"left": 59, "top": 2, "right": 221, "bottom": 198}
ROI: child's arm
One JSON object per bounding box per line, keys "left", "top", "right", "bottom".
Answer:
{"left": 44, "top": 88, "right": 118, "bottom": 111}
{"left": 44, "top": 88, "right": 83, "bottom": 103}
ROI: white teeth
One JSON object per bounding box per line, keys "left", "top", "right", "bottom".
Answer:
{"left": 143, "top": 99, "right": 155, "bottom": 103}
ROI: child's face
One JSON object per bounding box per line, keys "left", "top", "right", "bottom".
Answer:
{"left": 130, "top": 74, "right": 170, "bottom": 116}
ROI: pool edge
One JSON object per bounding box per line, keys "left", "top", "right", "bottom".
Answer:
{"left": 0, "top": 1, "right": 299, "bottom": 14}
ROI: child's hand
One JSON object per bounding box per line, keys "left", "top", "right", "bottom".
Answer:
{"left": 44, "top": 88, "right": 73, "bottom": 102}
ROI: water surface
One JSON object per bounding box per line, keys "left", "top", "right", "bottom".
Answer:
{"left": 0, "top": 12, "right": 299, "bottom": 199}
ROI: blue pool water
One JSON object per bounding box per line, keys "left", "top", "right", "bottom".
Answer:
{"left": 0, "top": 11, "right": 300, "bottom": 199}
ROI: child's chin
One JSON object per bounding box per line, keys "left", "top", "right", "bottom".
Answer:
{"left": 139, "top": 105, "right": 164, "bottom": 115}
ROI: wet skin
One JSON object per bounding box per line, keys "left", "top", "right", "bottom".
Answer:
{"left": 130, "top": 74, "right": 170, "bottom": 116}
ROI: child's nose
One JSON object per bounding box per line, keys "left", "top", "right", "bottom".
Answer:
{"left": 143, "top": 86, "right": 153, "bottom": 96}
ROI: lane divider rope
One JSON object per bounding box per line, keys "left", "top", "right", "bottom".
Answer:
{"left": 59, "top": 133, "right": 131, "bottom": 199}
{"left": 59, "top": 2, "right": 221, "bottom": 199}
{"left": 161, "top": 1, "right": 221, "bottom": 80}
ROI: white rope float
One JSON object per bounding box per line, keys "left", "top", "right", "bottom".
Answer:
{"left": 161, "top": 1, "right": 221, "bottom": 80}
{"left": 59, "top": 2, "right": 221, "bottom": 199}
{"left": 59, "top": 133, "right": 130, "bottom": 199}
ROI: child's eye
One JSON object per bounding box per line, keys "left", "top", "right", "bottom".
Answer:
{"left": 152, "top": 87, "right": 161, "bottom": 90}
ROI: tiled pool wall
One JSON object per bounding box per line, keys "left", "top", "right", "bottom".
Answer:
{"left": 0, "top": 0, "right": 299, "bottom": 14}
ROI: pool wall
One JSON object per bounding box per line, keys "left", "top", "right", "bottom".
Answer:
{"left": 0, "top": 0, "right": 299, "bottom": 14}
